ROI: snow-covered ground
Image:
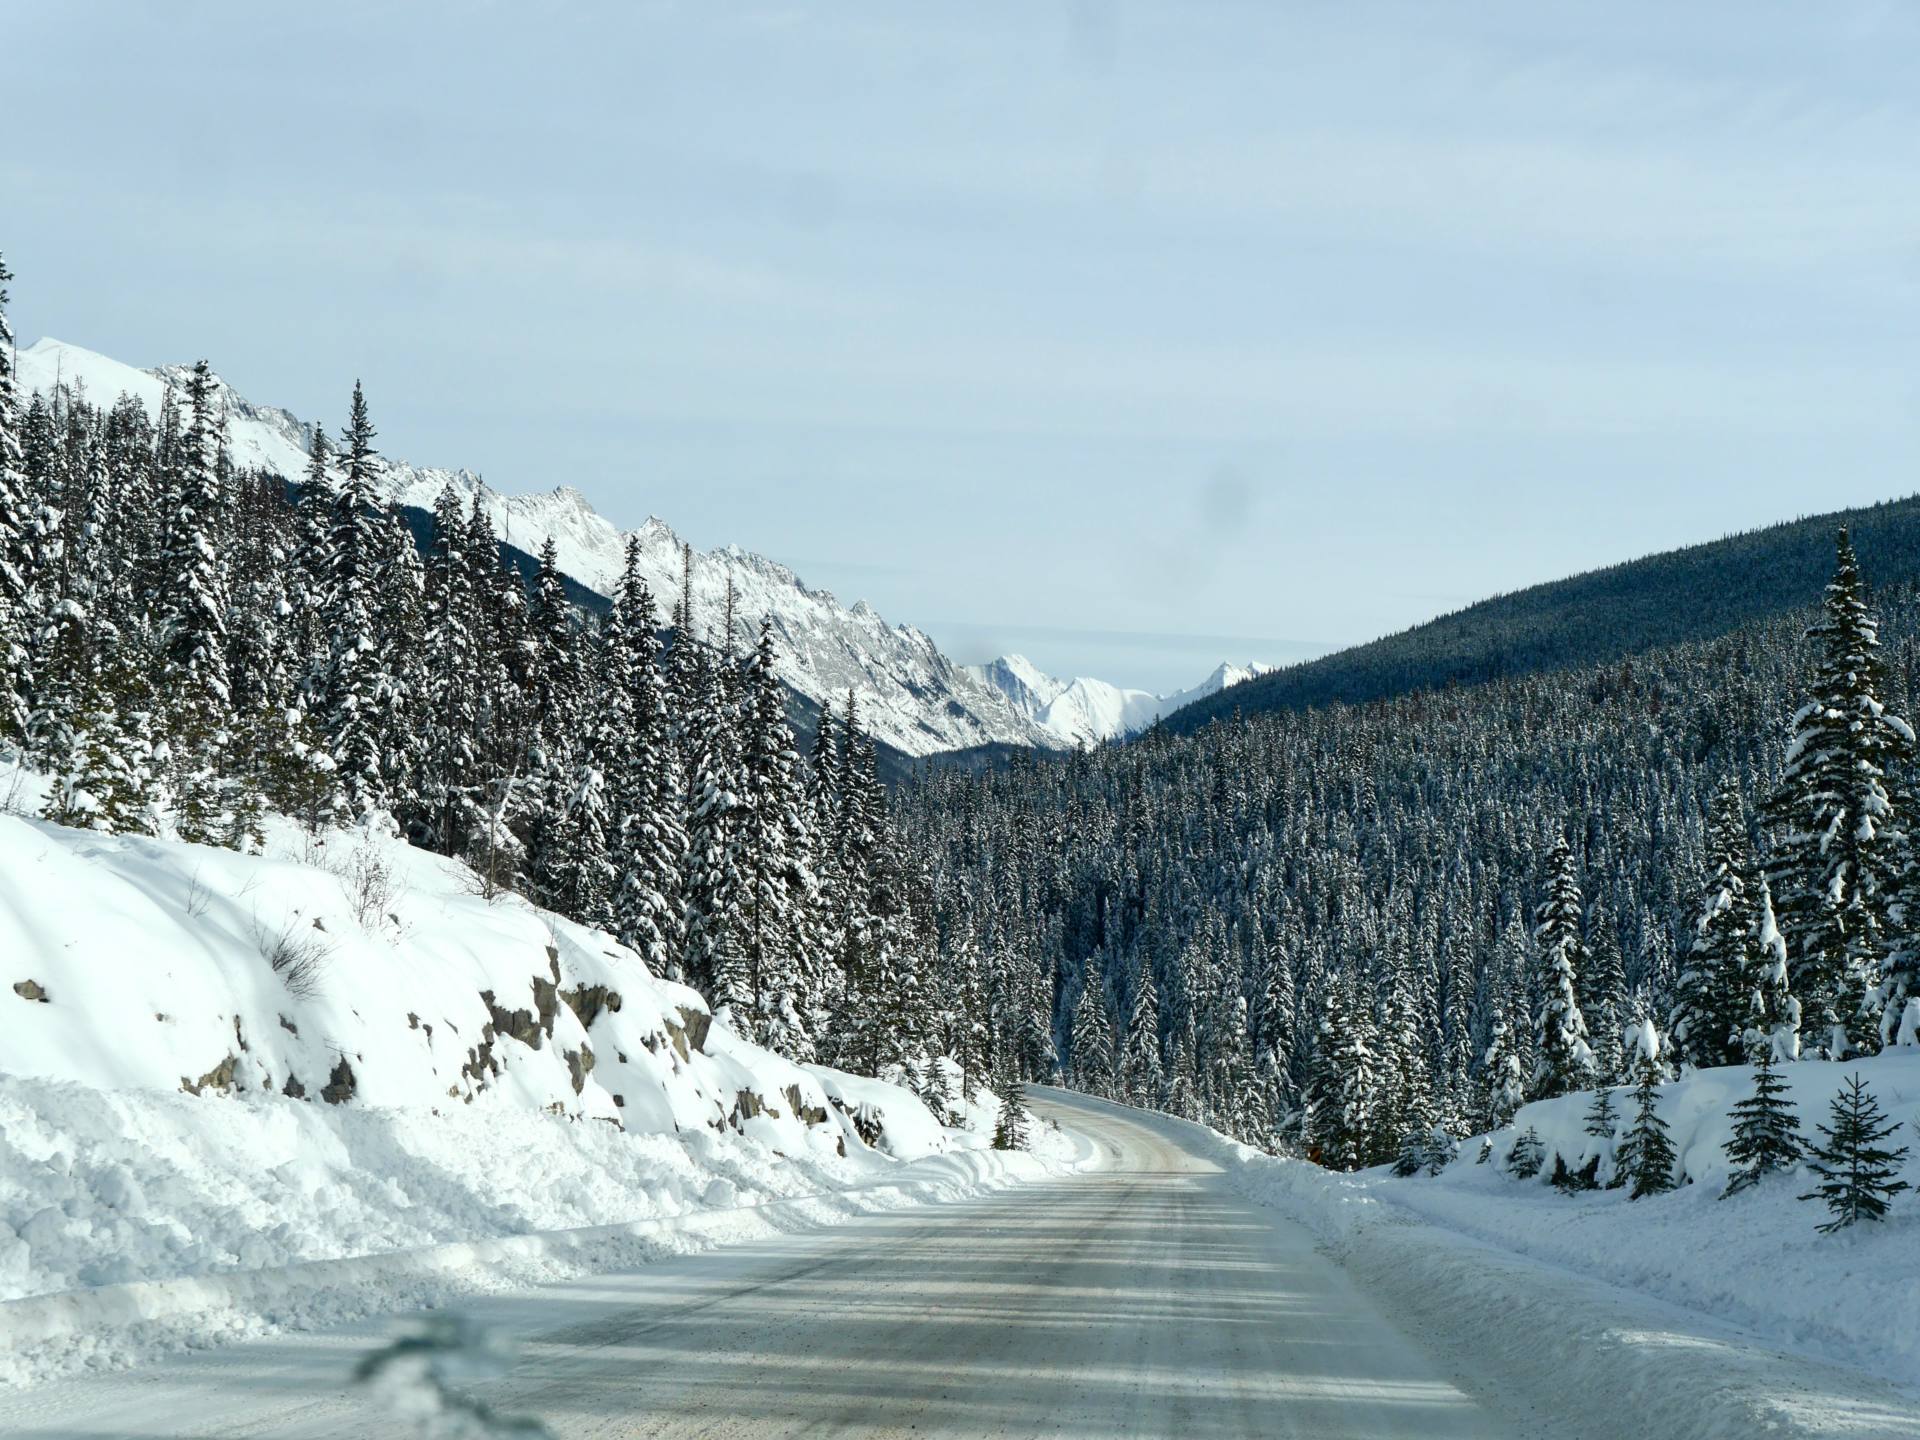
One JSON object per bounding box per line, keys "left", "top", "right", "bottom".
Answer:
{"left": 0, "top": 786, "right": 1078, "bottom": 1388}
{"left": 1060, "top": 1064, "right": 1920, "bottom": 1437}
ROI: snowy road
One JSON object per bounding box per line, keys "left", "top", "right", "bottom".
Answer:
{"left": 3, "top": 1090, "right": 1533, "bottom": 1439}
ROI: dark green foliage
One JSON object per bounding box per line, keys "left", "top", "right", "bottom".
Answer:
{"left": 1801, "top": 1073, "right": 1910, "bottom": 1231}
{"left": 1161, "top": 496, "right": 1920, "bottom": 733}
{"left": 1722, "top": 1054, "right": 1803, "bottom": 1197}
{"left": 1622, "top": 1045, "right": 1678, "bottom": 1200}
{"left": 1504, "top": 1126, "right": 1545, "bottom": 1180}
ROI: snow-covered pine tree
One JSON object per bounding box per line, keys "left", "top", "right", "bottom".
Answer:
{"left": 1478, "top": 987, "right": 1528, "bottom": 1132}
{"left": 319, "top": 382, "right": 391, "bottom": 820}
{"left": 1531, "top": 837, "right": 1595, "bottom": 1099}
{"left": 1121, "top": 962, "right": 1163, "bottom": 1107}
{"left": 594, "top": 542, "right": 684, "bottom": 976}
{"left": 1669, "top": 778, "right": 1758, "bottom": 1071}
{"left": 1741, "top": 875, "right": 1801, "bottom": 1063}
{"left": 1765, "top": 529, "right": 1912, "bottom": 1057}
{"left": 1075, "top": 975, "right": 1121, "bottom": 1098}
{"left": 1800, "top": 1072, "right": 1910, "bottom": 1231}
{"left": 420, "top": 483, "right": 483, "bottom": 856}
{"left": 680, "top": 618, "right": 745, "bottom": 1004}
{"left": 523, "top": 537, "right": 583, "bottom": 904}
{"left": 1308, "top": 976, "right": 1379, "bottom": 1171}
{"left": 730, "top": 617, "right": 819, "bottom": 1058}
{"left": 0, "top": 252, "right": 33, "bottom": 744}
{"left": 157, "top": 360, "right": 234, "bottom": 843}
{"left": 1583, "top": 1082, "right": 1620, "bottom": 1186}
{"left": 1722, "top": 1053, "right": 1803, "bottom": 1197}
{"left": 992, "top": 1073, "right": 1030, "bottom": 1151}
{"left": 1620, "top": 1018, "right": 1677, "bottom": 1200}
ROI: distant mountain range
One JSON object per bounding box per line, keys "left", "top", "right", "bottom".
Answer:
{"left": 1156, "top": 491, "right": 1920, "bottom": 735}
{"left": 966, "top": 654, "right": 1273, "bottom": 746}
{"left": 17, "top": 337, "right": 1262, "bottom": 762}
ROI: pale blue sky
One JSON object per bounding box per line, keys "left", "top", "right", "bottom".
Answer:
{"left": 10, "top": 2, "right": 1920, "bottom": 691}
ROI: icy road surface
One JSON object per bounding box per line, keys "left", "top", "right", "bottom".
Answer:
{"left": 3, "top": 1091, "right": 1529, "bottom": 1439}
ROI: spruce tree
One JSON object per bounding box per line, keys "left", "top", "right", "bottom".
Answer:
{"left": 1308, "top": 977, "right": 1379, "bottom": 1171}
{"left": 1800, "top": 1072, "right": 1911, "bottom": 1231}
{"left": 0, "top": 252, "right": 33, "bottom": 744}
{"left": 1722, "top": 1053, "right": 1803, "bottom": 1198}
{"left": 1669, "top": 779, "right": 1758, "bottom": 1070}
{"left": 1766, "top": 529, "right": 1910, "bottom": 1057}
{"left": 158, "top": 361, "right": 233, "bottom": 842}
{"left": 1531, "top": 838, "right": 1595, "bottom": 1098}
{"left": 1070, "top": 977, "right": 1116, "bottom": 1096}
{"left": 1620, "top": 1020, "right": 1677, "bottom": 1200}
{"left": 319, "top": 382, "right": 389, "bottom": 820}
{"left": 1121, "top": 963, "right": 1163, "bottom": 1106}
{"left": 1740, "top": 875, "right": 1801, "bottom": 1063}
{"left": 992, "top": 1074, "right": 1031, "bottom": 1151}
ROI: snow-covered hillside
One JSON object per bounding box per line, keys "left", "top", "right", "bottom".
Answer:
{"left": 15, "top": 337, "right": 1057, "bottom": 760}
{"left": 1195, "top": 1056, "right": 1920, "bottom": 1387}
{"left": 0, "top": 785, "right": 1071, "bottom": 1384}
{"left": 966, "top": 654, "right": 1273, "bottom": 746}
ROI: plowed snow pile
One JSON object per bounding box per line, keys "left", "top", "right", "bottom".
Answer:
{"left": 0, "top": 802, "right": 1068, "bottom": 1386}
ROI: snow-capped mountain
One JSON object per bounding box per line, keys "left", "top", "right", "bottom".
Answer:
{"left": 16, "top": 337, "right": 1063, "bottom": 759}
{"left": 965, "top": 655, "right": 1274, "bottom": 747}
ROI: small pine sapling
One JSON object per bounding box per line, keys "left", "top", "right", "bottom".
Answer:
{"left": 1722, "top": 1053, "right": 1803, "bottom": 1198}
{"left": 1504, "top": 1126, "right": 1545, "bottom": 1180}
{"left": 1800, "top": 1073, "right": 1910, "bottom": 1232}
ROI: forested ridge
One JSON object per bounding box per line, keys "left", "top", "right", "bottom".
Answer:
{"left": 897, "top": 531, "right": 1920, "bottom": 1168}
{"left": 1164, "top": 495, "right": 1920, "bottom": 734}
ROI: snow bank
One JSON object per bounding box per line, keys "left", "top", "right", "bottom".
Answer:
{"left": 1401, "top": 1053, "right": 1920, "bottom": 1384}
{"left": 1049, "top": 1089, "right": 1920, "bottom": 1439}
{"left": 0, "top": 806, "right": 1079, "bottom": 1386}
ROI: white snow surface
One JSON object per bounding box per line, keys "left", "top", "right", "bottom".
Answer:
{"left": 14, "top": 337, "right": 1058, "bottom": 759}
{"left": 967, "top": 654, "right": 1274, "bottom": 746}
{"left": 1060, "top": 1090, "right": 1920, "bottom": 1439}
{"left": 0, "top": 796, "right": 1074, "bottom": 1386}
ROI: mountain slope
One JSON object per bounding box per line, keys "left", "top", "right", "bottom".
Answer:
{"left": 1160, "top": 494, "right": 1920, "bottom": 734}
{"left": 967, "top": 654, "right": 1273, "bottom": 746}
{"left": 16, "top": 338, "right": 1061, "bottom": 761}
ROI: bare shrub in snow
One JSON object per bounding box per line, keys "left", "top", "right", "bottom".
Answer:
{"left": 252, "top": 914, "right": 332, "bottom": 1001}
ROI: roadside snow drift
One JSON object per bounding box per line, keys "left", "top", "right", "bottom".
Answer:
{"left": 0, "top": 808, "right": 1065, "bottom": 1386}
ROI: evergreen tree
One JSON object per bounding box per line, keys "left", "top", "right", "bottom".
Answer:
{"left": 1800, "top": 1072, "right": 1911, "bottom": 1231}
{"left": 1669, "top": 779, "right": 1757, "bottom": 1070}
{"left": 1531, "top": 837, "right": 1595, "bottom": 1098}
{"left": 1308, "top": 977, "right": 1379, "bottom": 1171}
{"left": 1766, "top": 529, "right": 1910, "bottom": 1057}
{"left": 992, "top": 1074, "right": 1031, "bottom": 1151}
{"left": 319, "top": 382, "right": 390, "bottom": 820}
{"left": 1620, "top": 1019, "right": 1677, "bottom": 1200}
{"left": 0, "top": 252, "right": 33, "bottom": 744}
{"left": 1121, "top": 964, "right": 1163, "bottom": 1106}
{"left": 157, "top": 360, "right": 232, "bottom": 842}
{"left": 730, "top": 618, "right": 819, "bottom": 1057}
{"left": 1740, "top": 876, "right": 1801, "bottom": 1063}
{"left": 1583, "top": 1082, "right": 1620, "bottom": 1185}
{"left": 1722, "top": 1053, "right": 1803, "bottom": 1198}
{"left": 1065, "top": 975, "right": 1110, "bottom": 1096}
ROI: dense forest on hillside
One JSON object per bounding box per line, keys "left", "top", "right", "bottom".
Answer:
{"left": 0, "top": 254, "right": 988, "bottom": 1094}
{"left": 1164, "top": 497, "right": 1920, "bottom": 733}
{"left": 897, "top": 539, "right": 1920, "bottom": 1166}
